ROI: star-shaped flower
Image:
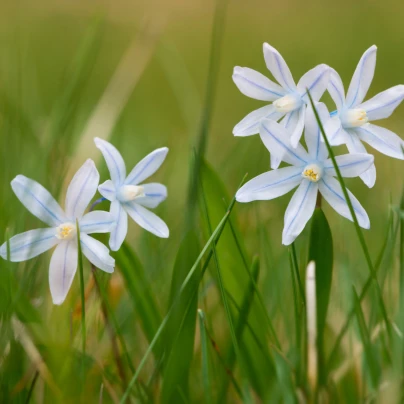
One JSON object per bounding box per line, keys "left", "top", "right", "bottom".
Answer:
{"left": 324, "top": 45, "right": 404, "bottom": 188}
{"left": 0, "top": 160, "right": 116, "bottom": 305}
{"left": 236, "top": 105, "right": 373, "bottom": 245}
{"left": 95, "top": 138, "right": 169, "bottom": 251}
{"left": 233, "top": 43, "right": 330, "bottom": 167}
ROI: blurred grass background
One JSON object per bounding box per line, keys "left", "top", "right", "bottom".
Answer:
{"left": 1, "top": 0, "right": 404, "bottom": 402}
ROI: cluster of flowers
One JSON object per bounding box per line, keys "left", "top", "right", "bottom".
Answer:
{"left": 1, "top": 43, "right": 404, "bottom": 305}
{"left": 0, "top": 139, "right": 169, "bottom": 304}
{"left": 234, "top": 44, "right": 404, "bottom": 245}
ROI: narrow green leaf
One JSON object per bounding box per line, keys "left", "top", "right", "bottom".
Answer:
{"left": 198, "top": 309, "right": 213, "bottom": 404}
{"left": 308, "top": 208, "right": 333, "bottom": 385}
{"left": 120, "top": 201, "right": 236, "bottom": 403}
{"left": 115, "top": 242, "right": 163, "bottom": 358}
{"left": 76, "top": 220, "right": 86, "bottom": 357}
{"left": 327, "top": 206, "right": 397, "bottom": 370}
{"left": 308, "top": 92, "right": 391, "bottom": 343}
{"left": 185, "top": 0, "right": 228, "bottom": 229}
{"left": 161, "top": 231, "right": 200, "bottom": 403}
{"left": 201, "top": 161, "right": 277, "bottom": 397}
{"left": 352, "top": 287, "right": 380, "bottom": 390}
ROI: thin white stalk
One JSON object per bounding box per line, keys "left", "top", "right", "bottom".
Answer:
{"left": 306, "top": 261, "right": 318, "bottom": 393}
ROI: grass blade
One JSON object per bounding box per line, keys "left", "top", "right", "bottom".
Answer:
{"left": 161, "top": 231, "right": 200, "bottom": 403}
{"left": 308, "top": 208, "right": 333, "bottom": 385}
{"left": 76, "top": 221, "right": 86, "bottom": 359}
{"left": 198, "top": 309, "right": 213, "bottom": 404}
{"left": 308, "top": 91, "right": 391, "bottom": 342}
{"left": 327, "top": 207, "right": 396, "bottom": 370}
{"left": 352, "top": 287, "right": 380, "bottom": 390}
{"left": 115, "top": 243, "right": 163, "bottom": 358}
{"left": 185, "top": 0, "right": 228, "bottom": 228}
{"left": 120, "top": 188, "right": 239, "bottom": 403}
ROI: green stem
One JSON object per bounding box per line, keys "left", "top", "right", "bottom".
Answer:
{"left": 307, "top": 92, "right": 391, "bottom": 342}
{"left": 76, "top": 220, "right": 86, "bottom": 357}
{"left": 120, "top": 178, "right": 243, "bottom": 403}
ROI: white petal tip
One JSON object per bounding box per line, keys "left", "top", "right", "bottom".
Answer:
{"left": 94, "top": 137, "right": 104, "bottom": 146}
{"left": 52, "top": 297, "right": 65, "bottom": 306}
{"left": 282, "top": 235, "right": 294, "bottom": 246}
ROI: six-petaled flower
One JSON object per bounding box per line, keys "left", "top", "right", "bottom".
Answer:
{"left": 236, "top": 106, "right": 373, "bottom": 245}
{"left": 95, "top": 138, "right": 169, "bottom": 251}
{"left": 232, "top": 43, "right": 330, "bottom": 168}
{"left": 0, "top": 160, "right": 116, "bottom": 305}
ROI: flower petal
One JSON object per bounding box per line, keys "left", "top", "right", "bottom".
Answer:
{"left": 358, "top": 85, "right": 404, "bottom": 121}
{"left": 324, "top": 116, "right": 347, "bottom": 146}
{"left": 290, "top": 104, "right": 306, "bottom": 148}
{"left": 98, "top": 180, "right": 116, "bottom": 202}
{"left": 94, "top": 137, "right": 126, "bottom": 185}
{"left": 125, "top": 147, "right": 168, "bottom": 186}
{"left": 233, "top": 105, "right": 283, "bottom": 137}
{"left": 79, "top": 210, "right": 116, "bottom": 234}
{"left": 355, "top": 124, "right": 404, "bottom": 159}
{"left": 124, "top": 202, "right": 169, "bottom": 238}
{"left": 11, "top": 175, "right": 66, "bottom": 226}
{"left": 327, "top": 68, "right": 346, "bottom": 110}
{"left": 319, "top": 175, "right": 370, "bottom": 229}
{"left": 260, "top": 119, "right": 309, "bottom": 166}
{"left": 135, "top": 183, "right": 167, "bottom": 208}
{"left": 282, "top": 180, "right": 318, "bottom": 245}
{"left": 304, "top": 103, "right": 329, "bottom": 160}
{"left": 236, "top": 166, "right": 302, "bottom": 203}
{"left": 232, "top": 66, "right": 286, "bottom": 101}
{"left": 270, "top": 155, "right": 282, "bottom": 170}
{"left": 345, "top": 130, "right": 376, "bottom": 188}
{"left": 49, "top": 240, "right": 78, "bottom": 305}
{"left": 65, "top": 159, "right": 99, "bottom": 220}
{"left": 109, "top": 200, "right": 128, "bottom": 251}
{"left": 346, "top": 45, "right": 377, "bottom": 108}
{"left": 263, "top": 43, "right": 296, "bottom": 92}
{"left": 298, "top": 64, "right": 330, "bottom": 103}
{"left": 0, "top": 228, "right": 59, "bottom": 262}
{"left": 80, "top": 233, "right": 115, "bottom": 273}
{"left": 324, "top": 153, "right": 374, "bottom": 178}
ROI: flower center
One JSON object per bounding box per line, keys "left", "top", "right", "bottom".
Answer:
{"left": 302, "top": 164, "right": 322, "bottom": 182}
{"left": 273, "top": 94, "right": 302, "bottom": 113}
{"left": 117, "top": 185, "right": 145, "bottom": 202}
{"left": 340, "top": 108, "right": 368, "bottom": 128}
{"left": 56, "top": 222, "right": 76, "bottom": 240}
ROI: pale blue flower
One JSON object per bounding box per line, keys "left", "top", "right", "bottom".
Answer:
{"left": 0, "top": 159, "right": 116, "bottom": 305}
{"left": 95, "top": 138, "right": 169, "bottom": 251}
{"left": 232, "top": 43, "right": 330, "bottom": 168}
{"left": 236, "top": 105, "right": 373, "bottom": 245}
{"left": 324, "top": 45, "right": 404, "bottom": 188}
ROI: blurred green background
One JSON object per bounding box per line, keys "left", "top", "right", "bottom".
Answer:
{"left": 1, "top": 0, "right": 404, "bottom": 402}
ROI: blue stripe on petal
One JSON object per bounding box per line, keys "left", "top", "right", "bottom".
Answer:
{"left": 233, "top": 73, "right": 284, "bottom": 98}
{"left": 284, "top": 182, "right": 313, "bottom": 235}
{"left": 261, "top": 124, "right": 307, "bottom": 164}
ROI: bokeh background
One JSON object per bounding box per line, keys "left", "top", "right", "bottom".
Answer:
{"left": 1, "top": 0, "right": 404, "bottom": 402}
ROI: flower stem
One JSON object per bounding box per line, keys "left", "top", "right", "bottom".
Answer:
{"left": 316, "top": 192, "right": 322, "bottom": 208}
{"left": 76, "top": 220, "right": 86, "bottom": 357}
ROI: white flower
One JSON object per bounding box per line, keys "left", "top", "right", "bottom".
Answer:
{"left": 324, "top": 45, "right": 404, "bottom": 188}
{"left": 232, "top": 43, "right": 330, "bottom": 167}
{"left": 0, "top": 160, "right": 116, "bottom": 305}
{"left": 94, "top": 138, "right": 169, "bottom": 251}
{"left": 236, "top": 105, "right": 373, "bottom": 245}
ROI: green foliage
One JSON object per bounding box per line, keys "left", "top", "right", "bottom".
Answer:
{"left": 308, "top": 208, "right": 333, "bottom": 385}
{"left": 0, "top": 3, "right": 404, "bottom": 402}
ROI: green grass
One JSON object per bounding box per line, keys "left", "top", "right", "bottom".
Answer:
{"left": 1, "top": 1, "right": 404, "bottom": 402}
